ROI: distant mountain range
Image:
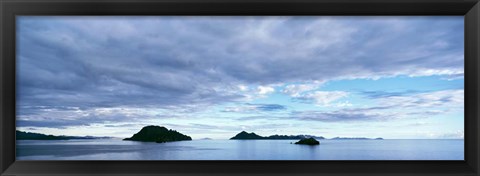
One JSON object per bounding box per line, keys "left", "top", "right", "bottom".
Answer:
{"left": 16, "top": 130, "right": 112, "bottom": 140}
{"left": 230, "top": 131, "right": 383, "bottom": 140}
{"left": 230, "top": 131, "right": 326, "bottom": 140}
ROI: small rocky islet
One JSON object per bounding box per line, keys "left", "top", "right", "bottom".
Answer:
{"left": 294, "top": 137, "right": 320, "bottom": 145}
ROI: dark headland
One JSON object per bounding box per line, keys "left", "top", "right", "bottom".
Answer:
{"left": 16, "top": 130, "right": 111, "bottom": 140}
{"left": 230, "top": 131, "right": 325, "bottom": 140}
{"left": 123, "top": 125, "right": 192, "bottom": 143}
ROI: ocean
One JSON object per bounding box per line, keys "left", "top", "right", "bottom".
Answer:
{"left": 16, "top": 139, "right": 464, "bottom": 160}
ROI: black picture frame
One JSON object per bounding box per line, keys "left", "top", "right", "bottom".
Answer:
{"left": 1, "top": 0, "right": 479, "bottom": 175}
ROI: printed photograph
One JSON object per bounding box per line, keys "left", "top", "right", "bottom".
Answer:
{"left": 16, "top": 16, "right": 464, "bottom": 160}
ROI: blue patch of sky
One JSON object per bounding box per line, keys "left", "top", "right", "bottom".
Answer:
{"left": 321, "top": 75, "right": 463, "bottom": 93}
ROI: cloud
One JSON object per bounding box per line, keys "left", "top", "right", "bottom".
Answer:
{"left": 294, "top": 91, "right": 349, "bottom": 106}
{"left": 16, "top": 16, "right": 464, "bottom": 128}
{"left": 222, "top": 103, "right": 286, "bottom": 113}
{"left": 237, "top": 85, "right": 248, "bottom": 91}
{"left": 361, "top": 90, "right": 423, "bottom": 99}
{"left": 17, "top": 120, "right": 87, "bottom": 129}
{"left": 282, "top": 82, "right": 323, "bottom": 97}
{"left": 257, "top": 86, "right": 275, "bottom": 95}
{"left": 291, "top": 110, "right": 389, "bottom": 122}
{"left": 281, "top": 82, "right": 349, "bottom": 107}
{"left": 377, "top": 89, "right": 464, "bottom": 109}
{"left": 103, "top": 124, "right": 144, "bottom": 128}
{"left": 407, "top": 122, "right": 431, "bottom": 127}
{"left": 288, "top": 89, "right": 463, "bottom": 122}
{"left": 438, "top": 130, "right": 464, "bottom": 139}
{"left": 253, "top": 103, "right": 286, "bottom": 111}
{"left": 16, "top": 106, "right": 181, "bottom": 128}
{"left": 161, "top": 122, "right": 295, "bottom": 136}
{"left": 424, "top": 130, "right": 464, "bottom": 139}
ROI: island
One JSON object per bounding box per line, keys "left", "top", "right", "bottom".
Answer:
{"left": 123, "top": 125, "right": 192, "bottom": 143}
{"left": 16, "top": 130, "right": 111, "bottom": 140}
{"left": 230, "top": 131, "right": 325, "bottom": 140}
{"left": 230, "top": 131, "right": 264, "bottom": 139}
{"left": 294, "top": 138, "right": 320, "bottom": 145}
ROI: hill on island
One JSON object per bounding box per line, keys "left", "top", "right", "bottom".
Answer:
{"left": 230, "top": 131, "right": 325, "bottom": 140}
{"left": 123, "top": 125, "right": 192, "bottom": 143}
{"left": 16, "top": 130, "right": 111, "bottom": 140}
{"left": 230, "top": 131, "right": 264, "bottom": 139}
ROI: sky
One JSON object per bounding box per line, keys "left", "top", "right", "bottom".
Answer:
{"left": 16, "top": 16, "right": 464, "bottom": 139}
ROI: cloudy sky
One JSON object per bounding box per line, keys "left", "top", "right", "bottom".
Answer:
{"left": 16, "top": 16, "right": 464, "bottom": 139}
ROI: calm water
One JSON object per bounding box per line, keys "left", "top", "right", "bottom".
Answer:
{"left": 16, "top": 139, "right": 464, "bottom": 160}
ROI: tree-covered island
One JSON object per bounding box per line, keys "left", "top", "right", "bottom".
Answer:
{"left": 123, "top": 125, "right": 192, "bottom": 143}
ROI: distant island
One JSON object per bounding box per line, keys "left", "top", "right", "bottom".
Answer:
{"left": 230, "top": 131, "right": 383, "bottom": 140}
{"left": 16, "top": 130, "right": 111, "bottom": 140}
{"left": 330, "top": 137, "right": 384, "bottom": 140}
{"left": 123, "top": 125, "right": 192, "bottom": 143}
{"left": 294, "top": 137, "right": 320, "bottom": 145}
{"left": 230, "top": 131, "right": 325, "bottom": 140}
